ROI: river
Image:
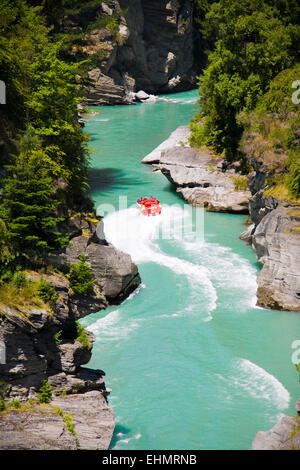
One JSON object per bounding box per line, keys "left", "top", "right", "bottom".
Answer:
{"left": 80, "top": 90, "right": 299, "bottom": 450}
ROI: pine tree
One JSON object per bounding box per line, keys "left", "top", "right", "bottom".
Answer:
{"left": 2, "top": 142, "right": 69, "bottom": 265}
{"left": 37, "top": 379, "right": 52, "bottom": 403}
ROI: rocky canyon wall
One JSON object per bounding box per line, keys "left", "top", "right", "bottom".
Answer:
{"left": 84, "top": 0, "right": 197, "bottom": 105}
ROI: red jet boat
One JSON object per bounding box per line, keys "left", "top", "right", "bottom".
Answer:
{"left": 137, "top": 196, "right": 162, "bottom": 216}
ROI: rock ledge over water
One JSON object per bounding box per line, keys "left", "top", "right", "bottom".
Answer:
{"left": 142, "top": 126, "right": 251, "bottom": 213}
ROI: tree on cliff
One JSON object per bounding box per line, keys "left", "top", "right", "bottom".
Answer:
{"left": 2, "top": 136, "right": 69, "bottom": 265}
{"left": 0, "top": 0, "right": 94, "bottom": 270}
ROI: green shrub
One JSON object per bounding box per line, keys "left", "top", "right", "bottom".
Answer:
{"left": 0, "top": 399, "right": 6, "bottom": 412}
{"left": 256, "top": 64, "right": 300, "bottom": 115}
{"left": 53, "top": 330, "right": 62, "bottom": 346}
{"left": 56, "top": 408, "right": 77, "bottom": 436}
{"left": 286, "top": 150, "right": 300, "bottom": 197}
{"left": 68, "top": 261, "right": 94, "bottom": 296}
{"left": 37, "top": 380, "right": 52, "bottom": 404}
{"left": 0, "top": 279, "right": 45, "bottom": 311}
{"left": 75, "top": 321, "right": 91, "bottom": 349}
{"left": 232, "top": 176, "right": 248, "bottom": 191}
{"left": 11, "top": 399, "right": 21, "bottom": 409}
{"left": 0, "top": 219, "right": 14, "bottom": 277}
{"left": 11, "top": 271, "right": 28, "bottom": 288}
{"left": 37, "top": 278, "right": 58, "bottom": 305}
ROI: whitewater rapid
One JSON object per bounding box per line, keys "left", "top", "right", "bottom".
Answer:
{"left": 102, "top": 205, "right": 259, "bottom": 318}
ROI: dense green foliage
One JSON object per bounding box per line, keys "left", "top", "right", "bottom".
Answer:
{"left": 0, "top": 0, "right": 97, "bottom": 272}
{"left": 68, "top": 259, "right": 94, "bottom": 296}
{"left": 192, "top": 0, "right": 300, "bottom": 162}
{"left": 240, "top": 64, "right": 300, "bottom": 198}
{"left": 2, "top": 145, "right": 69, "bottom": 264}
{"left": 0, "top": 219, "right": 14, "bottom": 276}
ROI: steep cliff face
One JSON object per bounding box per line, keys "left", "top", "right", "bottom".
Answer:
{"left": 0, "top": 292, "right": 115, "bottom": 449}
{"left": 84, "top": 0, "right": 197, "bottom": 105}
{"left": 0, "top": 273, "right": 115, "bottom": 449}
{"left": 240, "top": 133, "right": 300, "bottom": 312}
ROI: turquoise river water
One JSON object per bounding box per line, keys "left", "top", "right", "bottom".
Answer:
{"left": 80, "top": 90, "right": 299, "bottom": 450}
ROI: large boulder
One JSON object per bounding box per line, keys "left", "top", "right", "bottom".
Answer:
{"left": 58, "top": 232, "right": 141, "bottom": 303}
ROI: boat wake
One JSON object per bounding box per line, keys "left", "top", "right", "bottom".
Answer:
{"left": 103, "top": 206, "right": 258, "bottom": 317}
{"left": 104, "top": 206, "right": 217, "bottom": 317}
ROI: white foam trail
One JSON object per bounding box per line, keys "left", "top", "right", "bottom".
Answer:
{"left": 182, "top": 238, "right": 258, "bottom": 309}
{"left": 103, "top": 206, "right": 188, "bottom": 262}
{"left": 234, "top": 359, "right": 290, "bottom": 410}
{"left": 86, "top": 308, "right": 142, "bottom": 340}
{"left": 124, "top": 283, "right": 146, "bottom": 303}
{"left": 103, "top": 207, "right": 217, "bottom": 314}
{"left": 166, "top": 98, "right": 197, "bottom": 104}
{"left": 112, "top": 432, "right": 142, "bottom": 448}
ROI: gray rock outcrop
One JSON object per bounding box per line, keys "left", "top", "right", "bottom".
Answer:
{"left": 251, "top": 205, "right": 300, "bottom": 311}
{"left": 142, "top": 125, "right": 191, "bottom": 163}
{"left": 0, "top": 391, "right": 114, "bottom": 450}
{"left": 143, "top": 132, "right": 251, "bottom": 213}
{"left": 252, "top": 403, "right": 300, "bottom": 450}
{"left": 0, "top": 271, "right": 115, "bottom": 449}
{"left": 237, "top": 126, "right": 300, "bottom": 310}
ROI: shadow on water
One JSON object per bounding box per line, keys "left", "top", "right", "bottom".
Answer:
{"left": 109, "top": 423, "right": 132, "bottom": 450}
{"left": 162, "top": 181, "right": 182, "bottom": 197}
{"left": 253, "top": 260, "right": 262, "bottom": 271}
{"left": 88, "top": 167, "right": 143, "bottom": 195}
{"left": 87, "top": 133, "right": 102, "bottom": 142}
